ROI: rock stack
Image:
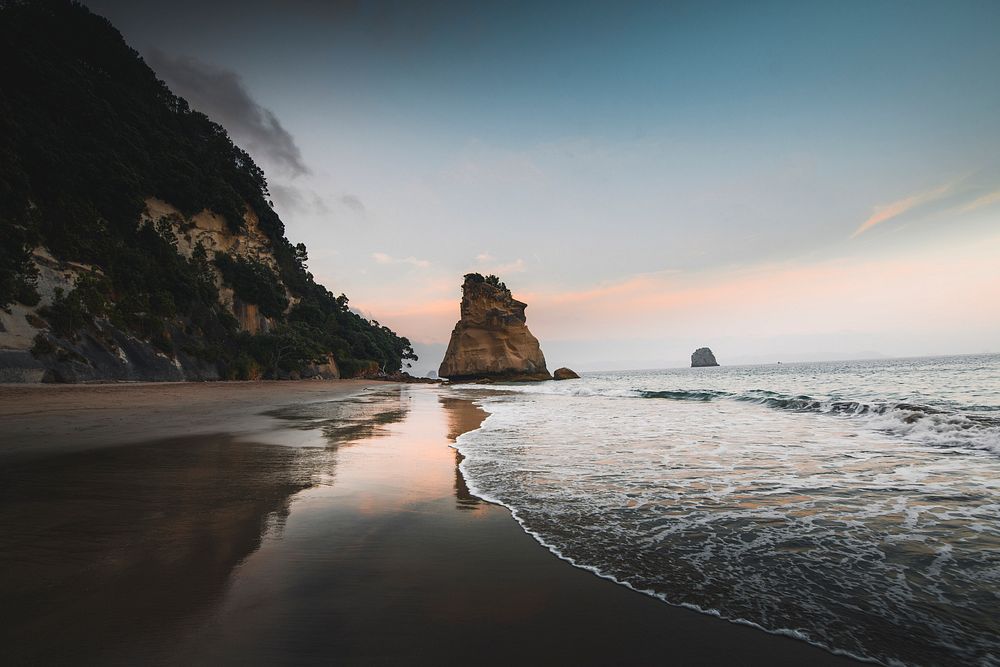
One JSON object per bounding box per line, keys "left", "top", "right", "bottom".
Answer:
{"left": 691, "top": 347, "right": 720, "bottom": 367}
{"left": 438, "top": 274, "right": 550, "bottom": 382}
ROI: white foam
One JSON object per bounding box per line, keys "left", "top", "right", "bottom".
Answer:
{"left": 451, "top": 404, "right": 883, "bottom": 665}
{"left": 446, "top": 366, "right": 1000, "bottom": 666}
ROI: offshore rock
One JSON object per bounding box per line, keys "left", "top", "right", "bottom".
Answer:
{"left": 553, "top": 367, "right": 580, "bottom": 380}
{"left": 439, "top": 274, "right": 550, "bottom": 382}
{"left": 691, "top": 347, "right": 720, "bottom": 367}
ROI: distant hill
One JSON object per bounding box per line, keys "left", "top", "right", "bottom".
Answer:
{"left": 0, "top": 0, "right": 415, "bottom": 381}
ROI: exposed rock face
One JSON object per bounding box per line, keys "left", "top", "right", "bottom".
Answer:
{"left": 691, "top": 347, "right": 720, "bottom": 367}
{"left": 146, "top": 198, "right": 283, "bottom": 335}
{"left": 300, "top": 354, "right": 340, "bottom": 381}
{"left": 0, "top": 200, "right": 333, "bottom": 384}
{"left": 439, "top": 275, "right": 550, "bottom": 381}
{"left": 0, "top": 201, "right": 290, "bottom": 384}
{"left": 29, "top": 323, "right": 221, "bottom": 383}
{"left": 553, "top": 367, "right": 580, "bottom": 380}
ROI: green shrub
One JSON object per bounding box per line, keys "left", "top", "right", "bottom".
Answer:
{"left": 40, "top": 287, "right": 91, "bottom": 339}
{"left": 31, "top": 333, "right": 55, "bottom": 357}
{"left": 15, "top": 279, "right": 41, "bottom": 307}
{"left": 214, "top": 254, "right": 288, "bottom": 318}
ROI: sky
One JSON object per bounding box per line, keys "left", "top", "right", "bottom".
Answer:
{"left": 87, "top": 0, "right": 1000, "bottom": 374}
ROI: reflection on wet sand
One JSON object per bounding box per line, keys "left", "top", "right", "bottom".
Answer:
{"left": 440, "top": 396, "right": 487, "bottom": 510}
{"left": 161, "top": 388, "right": 853, "bottom": 665}
{"left": 265, "top": 386, "right": 410, "bottom": 446}
{"left": 0, "top": 436, "right": 323, "bottom": 664}
{"left": 0, "top": 387, "right": 411, "bottom": 665}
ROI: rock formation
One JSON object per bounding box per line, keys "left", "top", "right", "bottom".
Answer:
{"left": 553, "top": 367, "right": 580, "bottom": 380}
{"left": 439, "top": 274, "right": 550, "bottom": 382}
{"left": 691, "top": 347, "right": 720, "bottom": 367}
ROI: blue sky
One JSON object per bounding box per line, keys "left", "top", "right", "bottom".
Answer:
{"left": 89, "top": 0, "right": 1000, "bottom": 372}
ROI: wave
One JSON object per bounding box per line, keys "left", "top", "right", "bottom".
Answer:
{"left": 458, "top": 383, "right": 1000, "bottom": 454}
{"left": 640, "top": 389, "right": 730, "bottom": 401}
{"left": 651, "top": 390, "right": 1000, "bottom": 448}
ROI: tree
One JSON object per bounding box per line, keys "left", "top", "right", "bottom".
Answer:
{"left": 255, "top": 322, "right": 326, "bottom": 378}
{"left": 294, "top": 242, "right": 308, "bottom": 270}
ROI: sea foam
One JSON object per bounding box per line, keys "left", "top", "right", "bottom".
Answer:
{"left": 449, "top": 355, "right": 1000, "bottom": 666}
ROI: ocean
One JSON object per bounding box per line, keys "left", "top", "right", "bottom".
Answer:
{"left": 450, "top": 354, "right": 1000, "bottom": 666}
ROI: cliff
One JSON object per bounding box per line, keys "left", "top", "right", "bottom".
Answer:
{"left": 691, "top": 347, "right": 720, "bottom": 367}
{"left": 0, "top": 1, "right": 415, "bottom": 382}
{"left": 439, "top": 274, "right": 550, "bottom": 381}
{"left": 0, "top": 205, "right": 335, "bottom": 383}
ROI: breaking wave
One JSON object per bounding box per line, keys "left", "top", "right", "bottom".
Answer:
{"left": 461, "top": 380, "right": 1000, "bottom": 455}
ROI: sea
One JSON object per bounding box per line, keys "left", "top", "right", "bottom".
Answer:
{"left": 450, "top": 354, "right": 1000, "bottom": 666}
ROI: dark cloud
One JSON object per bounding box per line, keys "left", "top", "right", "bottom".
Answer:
{"left": 272, "top": 188, "right": 364, "bottom": 218}
{"left": 146, "top": 49, "right": 309, "bottom": 177}
{"left": 340, "top": 194, "right": 366, "bottom": 214}
{"left": 89, "top": 0, "right": 363, "bottom": 24}
{"left": 269, "top": 183, "right": 330, "bottom": 217}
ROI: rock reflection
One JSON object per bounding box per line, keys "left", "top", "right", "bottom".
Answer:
{"left": 0, "top": 387, "right": 412, "bottom": 664}
{"left": 265, "top": 386, "right": 410, "bottom": 445}
{"left": 439, "top": 396, "right": 488, "bottom": 510}
{"left": 0, "top": 435, "right": 329, "bottom": 664}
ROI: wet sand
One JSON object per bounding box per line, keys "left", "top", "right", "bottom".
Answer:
{"left": 0, "top": 383, "right": 861, "bottom": 665}
{"left": 0, "top": 380, "right": 375, "bottom": 459}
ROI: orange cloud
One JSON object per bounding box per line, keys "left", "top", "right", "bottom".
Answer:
{"left": 851, "top": 182, "right": 953, "bottom": 238}
{"left": 955, "top": 189, "right": 1000, "bottom": 214}
{"left": 353, "top": 233, "right": 1000, "bottom": 348}
{"left": 524, "top": 234, "right": 1000, "bottom": 341}
{"left": 357, "top": 298, "right": 457, "bottom": 343}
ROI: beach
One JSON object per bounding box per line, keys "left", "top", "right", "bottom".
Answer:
{"left": 3, "top": 2, "right": 996, "bottom": 665}
{"left": 0, "top": 381, "right": 859, "bottom": 665}
{"left": 0, "top": 380, "right": 376, "bottom": 459}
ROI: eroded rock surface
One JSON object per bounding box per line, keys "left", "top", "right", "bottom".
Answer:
{"left": 439, "top": 275, "right": 550, "bottom": 382}
{"left": 0, "top": 201, "right": 303, "bottom": 383}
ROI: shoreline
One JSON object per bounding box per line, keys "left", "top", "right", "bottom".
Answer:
{"left": 451, "top": 402, "right": 873, "bottom": 665}
{"left": 1, "top": 383, "right": 861, "bottom": 664}
{"left": 454, "top": 395, "right": 873, "bottom": 666}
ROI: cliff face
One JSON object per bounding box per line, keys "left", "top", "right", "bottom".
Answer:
{"left": 145, "top": 198, "right": 281, "bottom": 335}
{"left": 0, "top": 201, "right": 332, "bottom": 383}
{"left": 439, "top": 275, "right": 550, "bottom": 381}
{"left": 691, "top": 347, "right": 720, "bottom": 367}
{"left": 0, "top": 2, "right": 416, "bottom": 382}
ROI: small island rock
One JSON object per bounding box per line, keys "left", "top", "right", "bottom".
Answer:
{"left": 553, "top": 367, "right": 580, "bottom": 380}
{"left": 691, "top": 347, "right": 720, "bottom": 367}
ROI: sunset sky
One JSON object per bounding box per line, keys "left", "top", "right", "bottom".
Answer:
{"left": 89, "top": 0, "right": 1000, "bottom": 373}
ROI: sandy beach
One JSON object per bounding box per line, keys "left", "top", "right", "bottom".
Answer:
{"left": 0, "top": 380, "right": 377, "bottom": 459}
{"left": 0, "top": 381, "right": 860, "bottom": 665}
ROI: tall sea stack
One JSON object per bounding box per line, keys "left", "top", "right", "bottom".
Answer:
{"left": 691, "top": 347, "right": 720, "bottom": 367}
{"left": 438, "top": 274, "right": 550, "bottom": 382}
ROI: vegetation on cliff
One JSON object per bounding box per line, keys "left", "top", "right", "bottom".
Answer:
{"left": 463, "top": 273, "right": 509, "bottom": 296}
{"left": 0, "top": 0, "right": 415, "bottom": 378}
